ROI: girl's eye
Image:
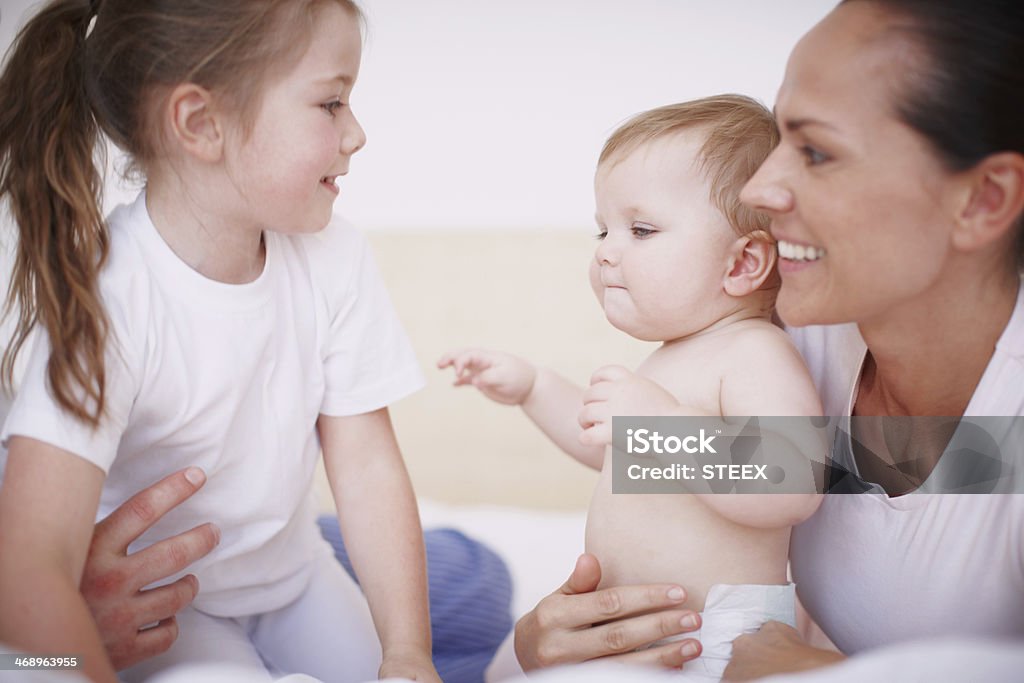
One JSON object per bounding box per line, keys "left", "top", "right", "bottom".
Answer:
{"left": 800, "top": 145, "right": 829, "bottom": 166}
{"left": 594, "top": 230, "right": 608, "bottom": 241}
{"left": 321, "top": 100, "right": 344, "bottom": 116}
{"left": 631, "top": 224, "right": 655, "bottom": 239}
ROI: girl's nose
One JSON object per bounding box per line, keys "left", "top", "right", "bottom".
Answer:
{"left": 341, "top": 109, "right": 366, "bottom": 156}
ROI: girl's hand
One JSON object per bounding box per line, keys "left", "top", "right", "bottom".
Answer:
{"left": 379, "top": 649, "right": 442, "bottom": 682}
{"left": 437, "top": 348, "right": 537, "bottom": 405}
{"left": 578, "top": 365, "right": 681, "bottom": 446}
{"left": 724, "top": 621, "right": 846, "bottom": 681}
{"left": 515, "top": 553, "right": 702, "bottom": 670}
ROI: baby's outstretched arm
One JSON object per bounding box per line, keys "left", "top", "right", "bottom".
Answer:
{"left": 438, "top": 348, "right": 537, "bottom": 406}
{"left": 319, "top": 409, "right": 441, "bottom": 683}
{"left": 439, "top": 348, "right": 605, "bottom": 469}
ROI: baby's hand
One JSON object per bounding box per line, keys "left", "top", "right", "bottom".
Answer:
{"left": 379, "top": 650, "right": 442, "bottom": 682}
{"left": 578, "top": 365, "right": 681, "bottom": 447}
{"left": 437, "top": 348, "right": 537, "bottom": 405}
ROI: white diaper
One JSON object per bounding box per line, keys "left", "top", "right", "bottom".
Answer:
{"left": 664, "top": 583, "right": 796, "bottom": 682}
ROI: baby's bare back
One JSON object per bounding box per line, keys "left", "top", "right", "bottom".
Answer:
{"left": 584, "top": 320, "right": 821, "bottom": 611}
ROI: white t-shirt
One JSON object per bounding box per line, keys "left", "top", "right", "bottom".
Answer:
{"left": 1, "top": 192, "right": 424, "bottom": 617}
{"left": 787, "top": 281, "right": 1024, "bottom": 654}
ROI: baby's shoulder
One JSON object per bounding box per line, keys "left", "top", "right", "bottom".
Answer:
{"left": 717, "top": 321, "right": 822, "bottom": 416}
{"left": 721, "top": 321, "right": 802, "bottom": 361}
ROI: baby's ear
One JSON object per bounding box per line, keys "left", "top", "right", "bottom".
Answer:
{"left": 722, "top": 229, "right": 777, "bottom": 297}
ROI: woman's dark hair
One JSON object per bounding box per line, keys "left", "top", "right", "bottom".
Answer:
{"left": 841, "top": 0, "right": 1024, "bottom": 172}
{"left": 0, "top": 0, "right": 361, "bottom": 427}
{"left": 842, "top": 0, "right": 1024, "bottom": 254}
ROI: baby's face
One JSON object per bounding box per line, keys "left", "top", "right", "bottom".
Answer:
{"left": 591, "top": 132, "right": 737, "bottom": 342}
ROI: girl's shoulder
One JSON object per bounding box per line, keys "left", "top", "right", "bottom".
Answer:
{"left": 101, "top": 199, "right": 156, "bottom": 309}
{"left": 284, "top": 212, "right": 375, "bottom": 294}
{"left": 88, "top": 198, "right": 157, "bottom": 359}
{"left": 296, "top": 212, "right": 369, "bottom": 261}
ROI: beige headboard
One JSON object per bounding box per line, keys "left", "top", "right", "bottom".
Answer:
{"left": 365, "top": 230, "right": 653, "bottom": 510}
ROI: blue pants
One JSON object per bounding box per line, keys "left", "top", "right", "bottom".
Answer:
{"left": 316, "top": 516, "right": 513, "bottom": 683}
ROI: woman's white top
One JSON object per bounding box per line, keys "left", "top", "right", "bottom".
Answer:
{"left": 788, "top": 281, "right": 1024, "bottom": 653}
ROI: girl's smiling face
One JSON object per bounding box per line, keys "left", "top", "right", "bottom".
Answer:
{"left": 740, "top": 1, "right": 963, "bottom": 328}
{"left": 227, "top": 2, "right": 366, "bottom": 235}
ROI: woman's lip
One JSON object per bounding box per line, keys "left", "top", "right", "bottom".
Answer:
{"left": 772, "top": 230, "right": 819, "bottom": 247}
{"left": 778, "top": 257, "right": 819, "bottom": 275}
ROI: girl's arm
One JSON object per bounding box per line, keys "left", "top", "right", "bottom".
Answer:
{"left": 0, "top": 437, "right": 118, "bottom": 683}
{"left": 438, "top": 349, "right": 605, "bottom": 469}
{"left": 318, "top": 408, "right": 440, "bottom": 682}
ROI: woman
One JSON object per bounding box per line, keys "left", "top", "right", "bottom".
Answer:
{"left": 515, "top": 0, "right": 1024, "bottom": 678}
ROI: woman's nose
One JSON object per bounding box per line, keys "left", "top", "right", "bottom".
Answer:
{"left": 740, "top": 152, "right": 793, "bottom": 215}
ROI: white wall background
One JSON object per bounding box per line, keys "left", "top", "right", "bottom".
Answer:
{"left": 0, "top": 1, "right": 839, "bottom": 505}
{"left": 1, "top": 0, "right": 836, "bottom": 232}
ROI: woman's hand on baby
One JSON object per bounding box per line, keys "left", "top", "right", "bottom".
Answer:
{"left": 515, "top": 553, "right": 703, "bottom": 671}
{"left": 81, "top": 467, "right": 220, "bottom": 670}
{"left": 378, "top": 650, "right": 443, "bottom": 682}
{"left": 724, "top": 621, "right": 846, "bottom": 681}
{"left": 437, "top": 348, "right": 537, "bottom": 405}
{"left": 578, "top": 365, "right": 681, "bottom": 446}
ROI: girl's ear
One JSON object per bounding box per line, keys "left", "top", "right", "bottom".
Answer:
{"left": 951, "top": 151, "right": 1024, "bottom": 253}
{"left": 165, "top": 83, "right": 224, "bottom": 163}
{"left": 723, "top": 229, "right": 777, "bottom": 297}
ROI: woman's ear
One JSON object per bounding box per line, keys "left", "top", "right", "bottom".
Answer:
{"left": 951, "top": 151, "right": 1024, "bottom": 252}
{"left": 164, "top": 83, "right": 225, "bottom": 163}
{"left": 723, "top": 229, "right": 777, "bottom": 297}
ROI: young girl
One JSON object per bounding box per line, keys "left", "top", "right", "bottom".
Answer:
{"left": 0, "top": 2, "right": 439, "bottom": 682}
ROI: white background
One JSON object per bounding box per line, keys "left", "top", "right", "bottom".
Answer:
{"left": 1, "top": 0, "right": 836, "bottom": 232}
{"left": 1, "top": 1, "right": 840, "bottom": 506}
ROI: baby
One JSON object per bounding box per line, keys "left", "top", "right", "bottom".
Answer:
{"left": 439, "top": 95, "right": 823, "bottom": 680}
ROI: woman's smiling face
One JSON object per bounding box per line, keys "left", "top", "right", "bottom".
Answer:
{"left": 740, "top": 1, "right": 963, "bottom": 328}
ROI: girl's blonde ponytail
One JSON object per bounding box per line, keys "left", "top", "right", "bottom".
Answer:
{"left": 0, "top": 0, "right": 110, "bottom": 427}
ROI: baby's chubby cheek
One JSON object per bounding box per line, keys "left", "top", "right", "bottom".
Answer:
{"left": 588, "top": 259, "right": 605, "bottom": 304}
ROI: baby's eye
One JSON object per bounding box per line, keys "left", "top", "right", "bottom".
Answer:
{"left": 800, "top": 145, "right": 829, "bottom": 166}
{"left": 631, "top": 224, "right": 656, "bottom": 239}
{"left": 321, "top": 100, "right": 344, "bottom": 117}
{"left": 594, "top": 229, "right": 607, "bottom": 240}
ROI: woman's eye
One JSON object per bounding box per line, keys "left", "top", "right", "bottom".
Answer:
{"left": 321, "top": 100, "right": 344, "bottom": 116}
{"left": 631, "top": 225, "right": 655, "bottom": 239}
{"left": 801, "top": 145, "right": 829, "bottom": 166}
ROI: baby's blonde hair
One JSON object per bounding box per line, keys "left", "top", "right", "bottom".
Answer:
{"left": 599, "top": 94, "right": 779, "bottom": 238}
